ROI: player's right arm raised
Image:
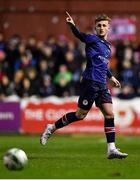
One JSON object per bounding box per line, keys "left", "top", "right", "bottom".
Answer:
{"left": 66, "top": 11, "right": 95, "bottom": 44}
{"left": 66, "top": 11, "right": 76, "bottom": 26}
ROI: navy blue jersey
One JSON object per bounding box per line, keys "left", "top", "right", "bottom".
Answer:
{"left": 71, "top": 25, "right": 112, "bottom": 84}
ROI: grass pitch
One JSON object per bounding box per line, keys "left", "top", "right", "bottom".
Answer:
{"left": 0, "top": 134, "right": 140, "bottom": 179}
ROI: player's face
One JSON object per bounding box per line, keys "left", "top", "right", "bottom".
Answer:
{"left": 95, "top": 20, "right": 110, "bottom": 38}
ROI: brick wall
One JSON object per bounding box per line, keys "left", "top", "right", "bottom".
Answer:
{"left": 0, "top": 0, "right": 140, "bottom": 41}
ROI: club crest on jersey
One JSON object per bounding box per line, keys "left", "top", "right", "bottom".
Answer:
{"left": 83, "top": 99, "right": 88, "bottom": 105}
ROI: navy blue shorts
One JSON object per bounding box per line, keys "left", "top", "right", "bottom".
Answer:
{"left": 78, "top": 79, "right": 112, "bottom": 110}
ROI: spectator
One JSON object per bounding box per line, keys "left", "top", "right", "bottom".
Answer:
{"left": 0, "top": 32, "right": 6, "bottom": 51}
{"left": 39, "top": 45, "right": 57, "bottom": 77}
{"left": 120, "top": 60, "right": 134, "bottom": 85}
{"left": 117, "top": 84, "right": 136, "bottom": 99}
{"left": 65, "top": 50, "right": 82, "bottom": 73}
{"left": 132, "top": 51, "right": 140, "bottom": 91}
{"left": 38, "top": 59, "right": 50, "bottom": 78}
{"left": 0, "top": 75, "right": 13, "bottom": 97}
{"left": 26, "top": 68, "right": 40, "bottom": 96}
{"left": 54, "top": 64, "right": 72, "bottom": 97}
{"left": 0, "top": 50, "right": 9, "bottom": 77}
{"left": 14, "top": 53, "right": 36, "bottom": 72}
{"left": 13, "top": 70, "right": 24, "bottom": 97}
{"left": 39, "top": 75, "right": 55, "bottom": 97}
{"left": 26, "top": 35, "right": 40, "bottom": 61}
{"left": 21, "top": 78, "right": 34, "bottom": 98}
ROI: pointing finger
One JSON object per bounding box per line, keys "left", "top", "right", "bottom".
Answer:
{"left": 66, "top": 11, "right": 72, "bottom": 18}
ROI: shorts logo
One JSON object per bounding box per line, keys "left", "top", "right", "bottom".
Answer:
{"left": 83, "top": 99, "right": 88, "bottom": 105}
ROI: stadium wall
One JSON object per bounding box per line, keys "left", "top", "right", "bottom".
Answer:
{"left": 0, "top": 0, "right": 140, "bottom": 41}
{"left": 0, "top": 96, "right": 140, "bottom": 135}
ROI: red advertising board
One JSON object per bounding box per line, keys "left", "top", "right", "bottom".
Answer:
{"left": 21, "top": 98, "right": 104, "bottom": 134}
{"left": 21, "top": 97, "right": 140, "bottom": 134}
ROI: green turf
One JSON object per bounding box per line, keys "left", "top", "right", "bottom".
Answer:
{"left": 0, "top": 134, "right": 140, "bottom": 179}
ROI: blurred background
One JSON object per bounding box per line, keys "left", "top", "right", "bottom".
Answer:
{"left": 0, "top": 0, "right": 140, "bottom": 134}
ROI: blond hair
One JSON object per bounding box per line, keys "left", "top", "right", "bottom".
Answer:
{"left": 95, "top": 14, "right": 111, "bottom": 23}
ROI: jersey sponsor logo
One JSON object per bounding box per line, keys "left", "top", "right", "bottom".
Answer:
{"left": 98, "top": 55, "right": 108, "bottom": 63}
{"left": 107, "top": 89, "right": 111, "bottom": 94}
{"left": 83, "top": 99, "right": 88, "bottom": 105}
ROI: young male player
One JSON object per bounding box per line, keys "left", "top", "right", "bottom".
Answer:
{"left": 40, "top": 12, "right": 128, "bottom": 159}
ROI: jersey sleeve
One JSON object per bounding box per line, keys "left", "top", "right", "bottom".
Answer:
{"left": 71, "top": 25, "right": 96, "bottom": 44}
{"left": 107, "top": 69, "right": 113, "bottom": 79}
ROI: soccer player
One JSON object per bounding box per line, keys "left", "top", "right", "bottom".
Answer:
{"left": 40, "top": 12, "right": 128, "bottom": 159}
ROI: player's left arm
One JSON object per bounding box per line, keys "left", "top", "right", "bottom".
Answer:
{"left": 107, "top": 69, "right": 121, "bottom": 88}
{"left": 110, "top": 76, "right": 121, "bottom": 88}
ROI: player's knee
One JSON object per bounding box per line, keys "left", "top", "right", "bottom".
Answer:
{"left": 75, "top": 111, "right": 87, "bottom": 120}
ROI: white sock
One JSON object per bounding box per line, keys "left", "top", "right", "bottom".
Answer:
{"left": 108, "top": 142, "right": 116, "bottom": 153}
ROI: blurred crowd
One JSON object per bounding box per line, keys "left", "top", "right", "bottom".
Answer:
{"left": 0, "top": 32, "right": 140, "bottom": 100}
